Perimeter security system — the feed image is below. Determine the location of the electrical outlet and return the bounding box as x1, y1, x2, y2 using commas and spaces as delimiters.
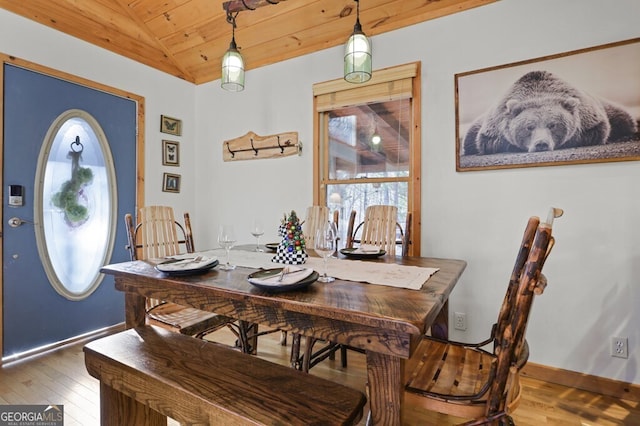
611, 337, 628, 359
454, 312, 467, 331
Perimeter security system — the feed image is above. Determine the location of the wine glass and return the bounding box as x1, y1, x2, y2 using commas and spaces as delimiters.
314, 221, 336, 283
217, 225, 236, 270
329, 220, 339, 258
250, 219, 265, 252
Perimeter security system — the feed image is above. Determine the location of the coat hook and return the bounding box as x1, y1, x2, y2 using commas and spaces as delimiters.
226, 142, 236, 158
223, 131, 300, 161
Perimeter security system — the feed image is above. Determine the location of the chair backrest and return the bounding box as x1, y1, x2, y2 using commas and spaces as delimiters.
488, 207, 562, 415
346, 205, 411, 256
492, 216, 540, 350
303, 206, 339, 249
124, 205, 194, 261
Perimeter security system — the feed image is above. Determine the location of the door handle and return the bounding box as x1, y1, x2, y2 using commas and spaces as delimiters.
8, 217, 32, 227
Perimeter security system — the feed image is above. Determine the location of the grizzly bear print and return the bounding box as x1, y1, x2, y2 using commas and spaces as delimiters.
463, 70, 638, 155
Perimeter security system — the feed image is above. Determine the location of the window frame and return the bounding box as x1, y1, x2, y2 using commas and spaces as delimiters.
312, 62, 422, 255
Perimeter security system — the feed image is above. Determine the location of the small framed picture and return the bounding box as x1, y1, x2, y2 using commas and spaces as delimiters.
162, 140, 180, 166
162, 173, 181, 193
160, 115, 182, 136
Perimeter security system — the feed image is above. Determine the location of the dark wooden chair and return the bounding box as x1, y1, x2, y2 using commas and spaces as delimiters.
124, 206, 240, 342
234, 207, 344, 356
403, 207, 563, 425
293, 205, 412, 372
289, 206, 341, 369
346, 205, 412, 256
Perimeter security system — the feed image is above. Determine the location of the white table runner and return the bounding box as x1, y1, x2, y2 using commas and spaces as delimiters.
200, 249, 439, 291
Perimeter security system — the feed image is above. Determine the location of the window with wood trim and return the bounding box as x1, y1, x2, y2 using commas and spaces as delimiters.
313, 62, 421, 255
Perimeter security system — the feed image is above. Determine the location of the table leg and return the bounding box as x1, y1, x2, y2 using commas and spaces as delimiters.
124, 293, 146, 328
100, 382, 164, 426
366, 351, 403, 426
430, 299, 449, 339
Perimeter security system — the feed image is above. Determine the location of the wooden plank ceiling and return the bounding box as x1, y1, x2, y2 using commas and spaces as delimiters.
0, 0, 497, 85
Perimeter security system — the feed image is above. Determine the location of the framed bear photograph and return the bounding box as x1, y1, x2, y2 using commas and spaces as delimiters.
455, 37, 640, 171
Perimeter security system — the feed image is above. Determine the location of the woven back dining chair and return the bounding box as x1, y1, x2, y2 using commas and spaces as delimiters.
346, 205, 412, 256
302, 205, 338, 250
124, 206, 239, 341
292, 205, 412, 372
288, 206, 341, 369
403, 207, 563, 425
218, 207, 342, 356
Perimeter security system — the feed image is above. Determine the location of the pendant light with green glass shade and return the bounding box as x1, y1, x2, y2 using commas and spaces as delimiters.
344, 0, 372, 84
221, 8, 245, 92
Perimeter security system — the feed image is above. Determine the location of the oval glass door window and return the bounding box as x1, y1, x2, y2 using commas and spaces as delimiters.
34, 110, 117, 300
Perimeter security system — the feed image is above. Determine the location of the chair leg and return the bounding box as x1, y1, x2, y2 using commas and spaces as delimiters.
291, 336, 353, 372
460, 411, 514, 426
237, 321, 258, 354
302, 336, 315, 373
340, 345, 348, 368
290, 333, 302, 369
247, 323, 259, 354
193, 322, 232, 339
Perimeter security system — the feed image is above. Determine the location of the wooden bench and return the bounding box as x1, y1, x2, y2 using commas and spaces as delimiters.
84, 326, 366, 425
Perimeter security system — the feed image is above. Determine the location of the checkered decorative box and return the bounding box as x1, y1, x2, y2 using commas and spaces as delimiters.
272, 244, 308, 265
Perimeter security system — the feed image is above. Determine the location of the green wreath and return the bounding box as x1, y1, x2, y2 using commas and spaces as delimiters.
52, 166, 94, 223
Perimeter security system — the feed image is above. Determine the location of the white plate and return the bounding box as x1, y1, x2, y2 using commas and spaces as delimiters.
247, 268, 318, 293
155, 255, 218, 274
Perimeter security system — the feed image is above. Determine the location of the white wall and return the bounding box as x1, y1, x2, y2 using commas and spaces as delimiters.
1, 0, 638, 384
0, 9, 198, 214
196, 0, 640, 384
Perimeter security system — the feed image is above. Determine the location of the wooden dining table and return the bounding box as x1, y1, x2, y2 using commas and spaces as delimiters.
101, 253, 466, 425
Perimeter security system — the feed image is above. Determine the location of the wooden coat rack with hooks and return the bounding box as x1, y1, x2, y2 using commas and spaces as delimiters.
223, 131, 301, 162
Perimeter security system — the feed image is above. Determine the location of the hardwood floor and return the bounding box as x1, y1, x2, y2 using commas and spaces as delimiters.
1, 327, 638, 425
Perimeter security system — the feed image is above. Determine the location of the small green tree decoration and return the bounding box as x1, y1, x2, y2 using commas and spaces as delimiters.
282, 210, 306, 253
272, 210, 308, 264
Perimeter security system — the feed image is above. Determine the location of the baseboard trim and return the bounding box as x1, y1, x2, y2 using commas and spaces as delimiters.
521, 362, 640, 403
1, 322, 125, 366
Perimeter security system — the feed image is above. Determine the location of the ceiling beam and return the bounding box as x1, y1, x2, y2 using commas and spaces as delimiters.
222, 0, 288, 13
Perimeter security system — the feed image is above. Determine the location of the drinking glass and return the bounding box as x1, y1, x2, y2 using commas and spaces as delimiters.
250, 219, 265, 252
217, 225, 236, 270
329, 220, 339, 258
314, 221, 336, 283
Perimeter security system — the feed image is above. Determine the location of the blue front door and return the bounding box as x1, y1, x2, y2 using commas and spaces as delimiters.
2, 63, 137, 357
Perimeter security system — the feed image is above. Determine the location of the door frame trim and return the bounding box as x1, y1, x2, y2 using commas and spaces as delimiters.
0, 53, 145, 362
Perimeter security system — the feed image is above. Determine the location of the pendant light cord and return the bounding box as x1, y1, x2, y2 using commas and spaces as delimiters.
353, 0, 362, 32
226, 5, 240, 41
